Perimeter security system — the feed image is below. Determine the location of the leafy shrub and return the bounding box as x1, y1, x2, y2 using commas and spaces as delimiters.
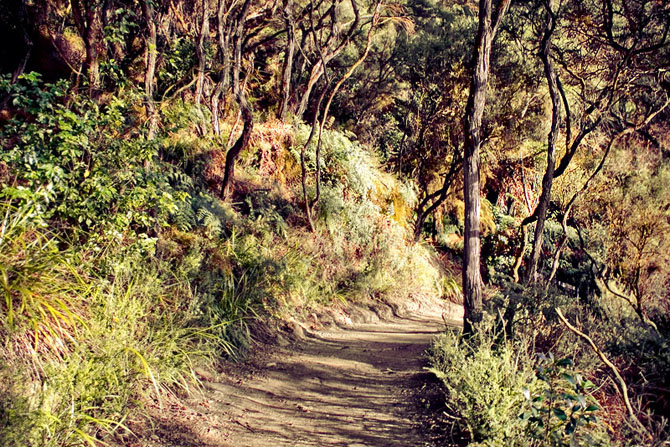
429, 321, 540, 446
0, 73, 182, 234
429, 318, 609, 447
522, 354, 608, 447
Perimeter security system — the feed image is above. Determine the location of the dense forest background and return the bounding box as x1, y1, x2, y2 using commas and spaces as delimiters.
0, 0, 669, 445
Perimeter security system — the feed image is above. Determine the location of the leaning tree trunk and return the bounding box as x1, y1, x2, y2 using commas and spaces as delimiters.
295, 61, 325, 118
221, 0, 253, 199
524, 0, 561, 285
462, 0, 510, 334
413, 156, 461, 242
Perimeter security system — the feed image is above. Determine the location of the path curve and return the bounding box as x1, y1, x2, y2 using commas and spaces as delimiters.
131, 302, 463, 447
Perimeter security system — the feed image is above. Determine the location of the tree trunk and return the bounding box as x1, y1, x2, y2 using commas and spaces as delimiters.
212, 0, 233, 135
71, 0, 105, 97
462, 0, 510, 334
309, 2, 379, 213
279, 0, 296, 121
141, 0, 158, 138
195, 0, 210, 106
221, 101, 253, 199
11, 3, 32, 85
524, 0, 561, 285
413, 156, 461, 242
221, 0, 253, 199
296, 62, 325, 118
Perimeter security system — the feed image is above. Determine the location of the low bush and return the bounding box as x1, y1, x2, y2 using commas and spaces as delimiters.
428, 317, 609, 446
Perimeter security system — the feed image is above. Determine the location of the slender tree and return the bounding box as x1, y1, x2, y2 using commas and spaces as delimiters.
221, 0, 254, 199
524, 0, 560, 285
462, 0, 510, 334
140, 0, 158, 138
195, 0, 210, 106
70, 0, 105, 97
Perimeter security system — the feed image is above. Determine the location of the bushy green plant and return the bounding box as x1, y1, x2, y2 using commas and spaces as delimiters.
429, 318, 609, 447
0, 263, 215, 447
522, 353, 608, 447
429, 321, 540, 446
0, 201, 85, 360
0, 73, 183, 235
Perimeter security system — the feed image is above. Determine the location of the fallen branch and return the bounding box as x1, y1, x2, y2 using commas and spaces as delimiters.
555, 307, 649, 437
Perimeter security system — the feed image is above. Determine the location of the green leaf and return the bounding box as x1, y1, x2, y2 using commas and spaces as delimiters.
562, 373, 575, 386
556, 357, 573, 367
583, 380, 596, 390
553, 408, 568, 421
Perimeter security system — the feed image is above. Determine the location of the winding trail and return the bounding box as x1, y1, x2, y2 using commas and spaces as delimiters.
134, 302, 462, 447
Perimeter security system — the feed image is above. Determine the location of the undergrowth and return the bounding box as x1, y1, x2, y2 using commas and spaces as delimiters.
429, 281, 670, 447
429, 316, 610, 447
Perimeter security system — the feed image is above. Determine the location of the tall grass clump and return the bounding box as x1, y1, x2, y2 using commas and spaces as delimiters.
0, 201, 247, 446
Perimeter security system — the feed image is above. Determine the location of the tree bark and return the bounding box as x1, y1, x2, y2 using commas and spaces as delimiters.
141, 0, 158, 138
221, 0, 253, 199
545, 138, 612, 287
278, 0, 296, 121
413, 155, 462, 242
295, 0, 360, 119
524, 0, 561, 285
212, 0, 233, 135
71, 0, 105, 97
310, 1, 377, 213
195, 0, 210, 106
462, 0, 510, 334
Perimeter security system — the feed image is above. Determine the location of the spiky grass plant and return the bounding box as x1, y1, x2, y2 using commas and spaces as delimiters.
0, 201, 86, 363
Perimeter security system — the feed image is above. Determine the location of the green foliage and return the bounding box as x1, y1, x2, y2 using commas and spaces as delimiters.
0, 74, 184, 235
0, 200, 85, 359
522, 354, 607, 447
429, 320, 540, 446
0, 242, 219, 446
157, 38, 198, 97
429, 318, 609, 447
288, 125, 441, 303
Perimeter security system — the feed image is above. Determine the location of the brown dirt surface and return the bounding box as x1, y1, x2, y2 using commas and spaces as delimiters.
119, 298, 463, 447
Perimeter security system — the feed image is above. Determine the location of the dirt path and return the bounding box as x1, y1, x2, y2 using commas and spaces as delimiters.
132, 301, 462, 447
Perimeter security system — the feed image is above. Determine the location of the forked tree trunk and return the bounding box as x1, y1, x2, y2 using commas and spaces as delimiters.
221, 0, 253, 199
524, 0, 561, 285
413, 156, 461, 242
462, 0, 510, 334
309, 1, 379, 212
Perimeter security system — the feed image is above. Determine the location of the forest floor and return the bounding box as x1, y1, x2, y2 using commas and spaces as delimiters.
119, 296, 462, 447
